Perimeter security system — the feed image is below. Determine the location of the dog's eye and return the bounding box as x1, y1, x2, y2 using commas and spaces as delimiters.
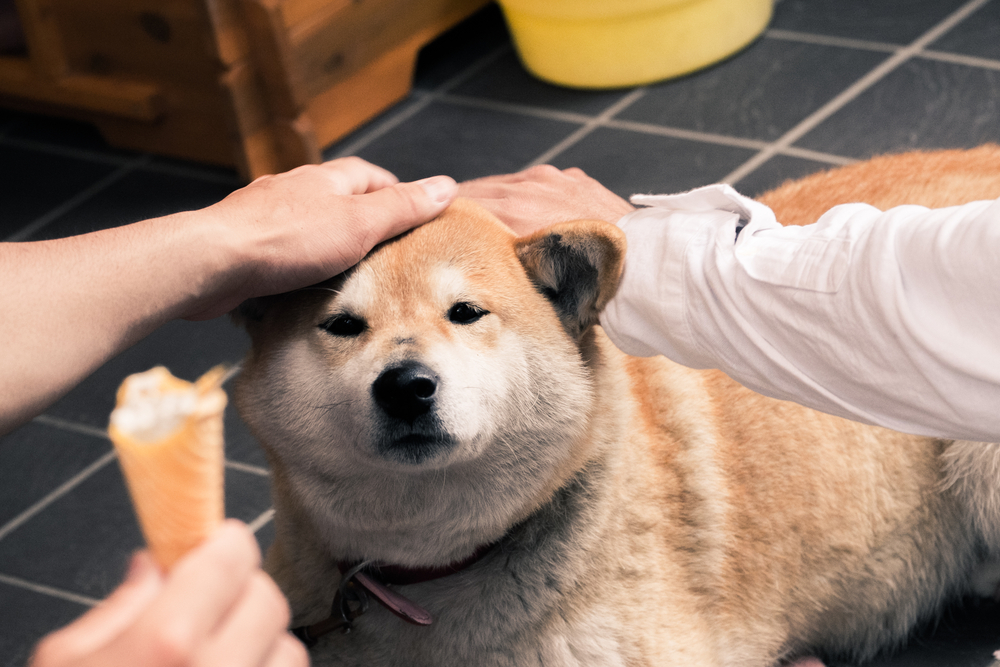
319, 314, 367, 337
448, 302, 488, 325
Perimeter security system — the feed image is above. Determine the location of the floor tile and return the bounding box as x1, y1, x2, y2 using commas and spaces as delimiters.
617, 38, 888, 143
734, 154, 839, 198
770, 0, 970, 44
794, 59, 1000, 159
451, 51, 631, 116
0, 582, 89, 667
27, 167, 237, 240
225, 410, 271, 468
45, 318, 250, 430
0, 144, 116, 239
0, 422, 111, 529
929, 0, 1000, 61
323, 96, 429, 161
413, 3, 511, 91
549, 127, 757, 198
862, 598, 1000, 667
0, 463, 271, 599
352, 100, 580, 181
4, 112, 134, 157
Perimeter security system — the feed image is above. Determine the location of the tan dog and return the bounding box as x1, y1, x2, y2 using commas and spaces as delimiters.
234, 146, 1000, 666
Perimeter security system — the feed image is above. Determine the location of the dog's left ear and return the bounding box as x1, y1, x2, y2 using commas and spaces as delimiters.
515, 220, 627, 339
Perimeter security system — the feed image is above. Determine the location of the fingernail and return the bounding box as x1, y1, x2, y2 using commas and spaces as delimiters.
416, 176, 457, 205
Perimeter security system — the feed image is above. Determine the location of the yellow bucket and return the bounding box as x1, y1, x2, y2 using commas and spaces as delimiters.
497, 0, 773, 89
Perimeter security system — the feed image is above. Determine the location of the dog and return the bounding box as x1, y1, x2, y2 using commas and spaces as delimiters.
234, 146, 1000, 666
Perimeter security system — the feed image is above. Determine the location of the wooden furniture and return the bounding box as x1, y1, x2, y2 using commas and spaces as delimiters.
0, 0, 489, 178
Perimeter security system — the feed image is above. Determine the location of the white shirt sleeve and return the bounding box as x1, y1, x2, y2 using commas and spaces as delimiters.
599, 184, 1000, 442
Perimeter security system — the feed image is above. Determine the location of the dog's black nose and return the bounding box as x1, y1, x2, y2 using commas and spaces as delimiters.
372, 362, 439, 422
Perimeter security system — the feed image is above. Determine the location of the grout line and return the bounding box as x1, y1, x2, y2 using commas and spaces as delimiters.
225, 460, 271, 477
330, 95, 437, 159
0, 135, 242, 186
247, 507, 275, 533
0, 450, 117, 543
919, 49, 1000, 71
603, 118, 771, 151
5, 154, 151, 242
330, 44, 512, 159
720, 0, 993, 186
33, 413, 270, 477
0, 573, 100, 607
525, 87, 649, 168
433, 43, 513, 94
0, 136, 136, 168
435, 92, 589, 124
765, 29, 901, 53
32, 414, 111, 441
777, 146, 859, 166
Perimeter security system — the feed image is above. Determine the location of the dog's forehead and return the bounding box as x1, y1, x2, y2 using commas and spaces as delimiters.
353, 199, 520, 293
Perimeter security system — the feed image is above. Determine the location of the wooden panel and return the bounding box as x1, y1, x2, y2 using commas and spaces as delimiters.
222, 60, 320, 177
290, 0, 489, 99
240, 0, 306, 118
50, 0, 224, 89
204, 0, 250, 66
0, 55, 163, 120
96, 101, 236, 167
13, 0, 64, 76
278, 0, 350, 32
308, 35, 417, 150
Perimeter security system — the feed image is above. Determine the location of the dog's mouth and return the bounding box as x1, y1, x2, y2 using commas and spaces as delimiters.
374, 426, 457, 466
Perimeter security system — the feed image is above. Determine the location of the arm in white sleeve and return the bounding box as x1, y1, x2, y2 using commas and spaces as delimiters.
599, 184, 1000, 442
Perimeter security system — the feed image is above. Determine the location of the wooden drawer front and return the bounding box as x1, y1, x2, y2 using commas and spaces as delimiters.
50, 0, 223, 88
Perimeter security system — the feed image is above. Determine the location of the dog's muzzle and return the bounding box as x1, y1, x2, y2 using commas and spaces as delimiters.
372, 361, 439, 422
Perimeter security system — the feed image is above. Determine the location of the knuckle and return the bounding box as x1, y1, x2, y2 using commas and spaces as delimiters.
563, 166, 589, 179
148, 622, 197, 667
524, 164, 561, 179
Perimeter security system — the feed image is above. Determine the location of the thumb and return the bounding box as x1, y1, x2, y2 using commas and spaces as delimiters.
358, 175, 458, 242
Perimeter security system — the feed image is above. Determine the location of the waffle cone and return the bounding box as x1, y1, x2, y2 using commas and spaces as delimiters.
108, 366, 227, 570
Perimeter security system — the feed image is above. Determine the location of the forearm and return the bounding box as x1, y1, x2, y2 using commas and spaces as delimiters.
0, 160, 457, 435
601, 187, 1000, 441
0, 210, 235, 433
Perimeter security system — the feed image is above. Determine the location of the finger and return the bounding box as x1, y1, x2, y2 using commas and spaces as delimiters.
353, 175, 458, 244
319, 157, 399, 194
30, 552, 164, 665
193, 572, 291, 667
121, 521, 260, 665
262, 634, 310, 667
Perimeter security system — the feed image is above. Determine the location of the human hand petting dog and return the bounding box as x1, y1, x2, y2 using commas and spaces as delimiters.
459, 165, 634, 236
30, 522, 307, 667
1, 157, 456, 435
186, 157, 458, 320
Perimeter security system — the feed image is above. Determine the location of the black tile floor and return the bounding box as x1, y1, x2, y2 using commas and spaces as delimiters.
2, 1, 999, 665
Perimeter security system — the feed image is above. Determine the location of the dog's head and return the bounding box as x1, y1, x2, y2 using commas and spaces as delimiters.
234, 199, 625, 563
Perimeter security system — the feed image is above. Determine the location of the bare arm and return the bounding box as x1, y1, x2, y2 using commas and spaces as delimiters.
1, 158, 457, 434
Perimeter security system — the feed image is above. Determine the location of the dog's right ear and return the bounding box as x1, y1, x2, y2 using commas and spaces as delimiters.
514, 220, 626, 340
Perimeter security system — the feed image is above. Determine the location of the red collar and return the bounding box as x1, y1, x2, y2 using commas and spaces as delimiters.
336, 541, 496, 586
292, 543, 496, 646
